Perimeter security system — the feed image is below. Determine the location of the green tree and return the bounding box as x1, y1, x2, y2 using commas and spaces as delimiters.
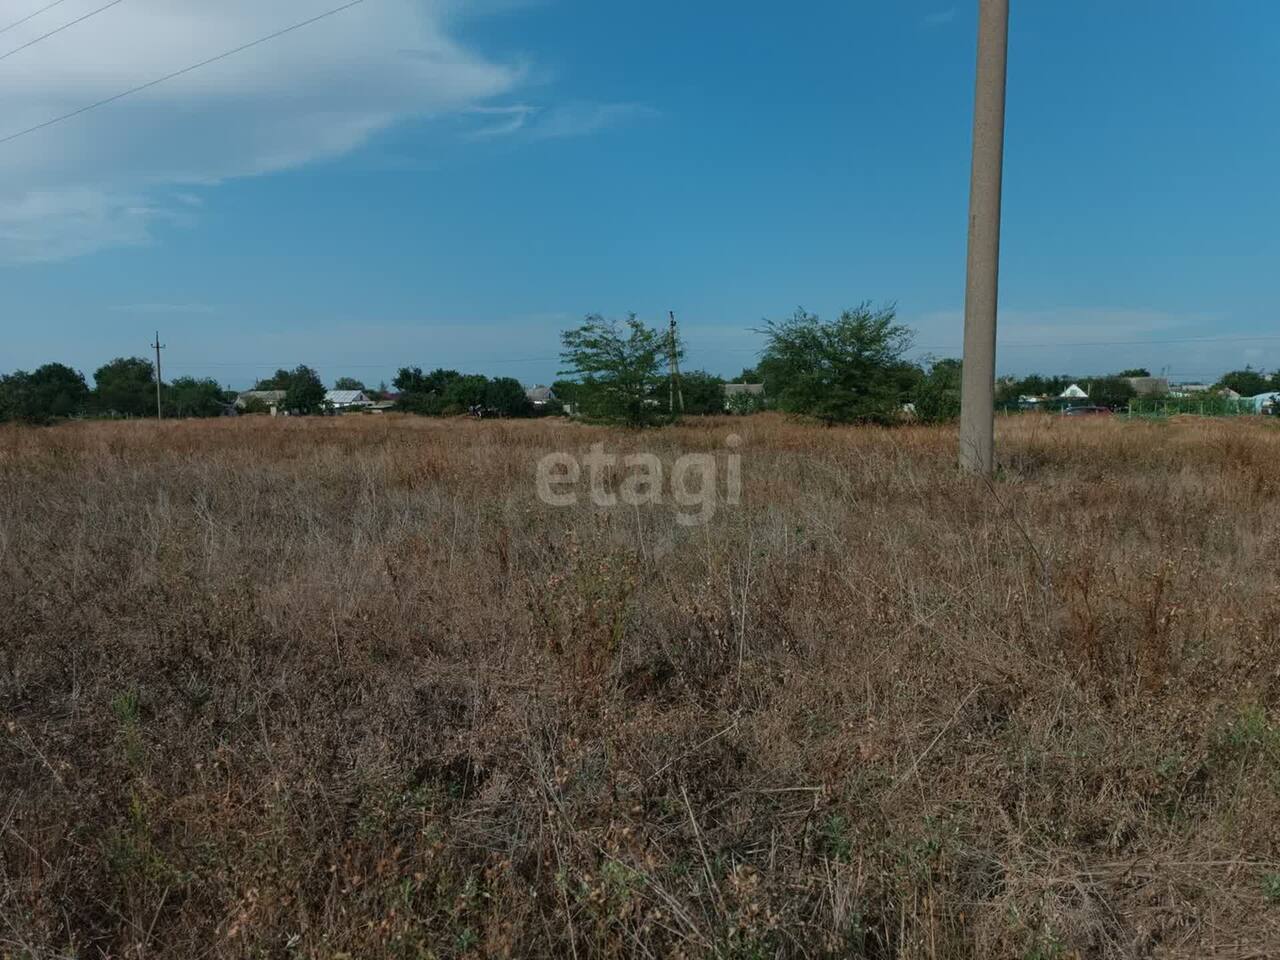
0, 364, 91, 422
32, 363, 91, 418
283, 365, 326, 414
444, 374, 490, 413
392, 367, 426, 393
254, 365, 327, 413
1117, 368, 1151, 378
913, 357, 962, 423
238, 396, 272, 415
551, 379, 582, 409
254, 369, 293, 390
166, 377, 228, 417
333, 376, 366, 391
0, 372, 30, 421
680, 370, 727, 415
756, 304, 914, 425
393, 367, 461, 395
393, 367, 463, 415
995, 374, 1078, 409
93, 357, 156, 417
559, 314, 670, 427
1217, 368, 1272, 397
1085, 376, 1136, 409
725, 389, 765, 415
484, 377, 534, 417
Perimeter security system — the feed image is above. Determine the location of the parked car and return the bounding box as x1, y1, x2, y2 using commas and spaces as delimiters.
1062, 405, 1113, 417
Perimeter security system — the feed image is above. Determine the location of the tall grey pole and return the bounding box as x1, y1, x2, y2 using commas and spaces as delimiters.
959, 0, 1009, 475
152, 331, 165, 421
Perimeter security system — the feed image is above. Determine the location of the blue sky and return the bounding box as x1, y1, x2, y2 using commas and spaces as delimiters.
1, 0, 1277, 389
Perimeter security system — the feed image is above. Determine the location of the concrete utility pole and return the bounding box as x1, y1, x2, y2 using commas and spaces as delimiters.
959, 0, 1009, 475
151, 331, 165, 421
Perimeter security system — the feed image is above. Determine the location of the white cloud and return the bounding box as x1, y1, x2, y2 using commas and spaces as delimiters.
0, 0, 645, 262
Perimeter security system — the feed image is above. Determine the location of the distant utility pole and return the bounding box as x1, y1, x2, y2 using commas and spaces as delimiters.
151, 331, 165, 421
668, 311, 685, 415
959, 0, 1009, 476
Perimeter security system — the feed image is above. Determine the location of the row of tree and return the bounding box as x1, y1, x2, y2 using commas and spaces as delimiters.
391, 368, 533, 418
7, 313, 1275, 426
0, 360, 386, 422
556, 306, 964, 426
998, 367, 1280, 409
0, 358, 229, 423
1206, 367, 1280, 397
551, 309, 1280, 426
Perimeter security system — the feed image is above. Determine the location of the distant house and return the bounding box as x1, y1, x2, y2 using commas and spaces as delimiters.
235, 390, 287, 415
723, 382, 765, 412
324, 390, 373, 411
1059, 383, 1088, 399
1124, 376, 1169, 397
1248, 392, 1280, 413
525, 385, 557, 409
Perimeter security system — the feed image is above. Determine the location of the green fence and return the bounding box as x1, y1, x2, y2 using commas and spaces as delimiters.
1126, 396, 1259, 418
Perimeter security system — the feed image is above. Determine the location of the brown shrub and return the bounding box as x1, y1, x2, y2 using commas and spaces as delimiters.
3, 413, 1280, 957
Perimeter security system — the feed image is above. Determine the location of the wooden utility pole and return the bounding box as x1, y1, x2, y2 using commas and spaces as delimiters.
151, 331, 165, 421
958, 0, 1009, 475
668, 311, 685, 414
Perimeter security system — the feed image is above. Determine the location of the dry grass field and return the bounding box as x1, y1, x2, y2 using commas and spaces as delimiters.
4, 412, 1280, 958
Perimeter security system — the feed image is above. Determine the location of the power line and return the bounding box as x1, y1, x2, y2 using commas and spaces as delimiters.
169, 331, 1280, 370
0, 0, 72, 37
101, 329, 1280, 380
995, 333, 1280, 349
0, 0, 365, 147
182, 355, 562, 369
905, 334, 1280, 354
0, 0, 127, 64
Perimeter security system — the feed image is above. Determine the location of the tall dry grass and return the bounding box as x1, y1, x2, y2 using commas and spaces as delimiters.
3, 412, 1280, 958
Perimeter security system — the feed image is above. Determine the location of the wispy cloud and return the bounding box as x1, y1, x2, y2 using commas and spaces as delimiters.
922, 9, 957, 27
465, 104, 539, 139
466, 101, 659, 141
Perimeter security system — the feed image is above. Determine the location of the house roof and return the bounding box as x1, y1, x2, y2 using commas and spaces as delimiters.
1124, 376, 1169, 396
236, 390, 286, 406
525, 385, 556, 403
723, 383, 765, 396
1247, 391, 1280, 411
324, 390, 370, 405
1059, 384, 1088, 398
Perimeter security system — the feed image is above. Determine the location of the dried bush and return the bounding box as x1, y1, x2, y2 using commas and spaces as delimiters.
3, 413, 1280, 958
